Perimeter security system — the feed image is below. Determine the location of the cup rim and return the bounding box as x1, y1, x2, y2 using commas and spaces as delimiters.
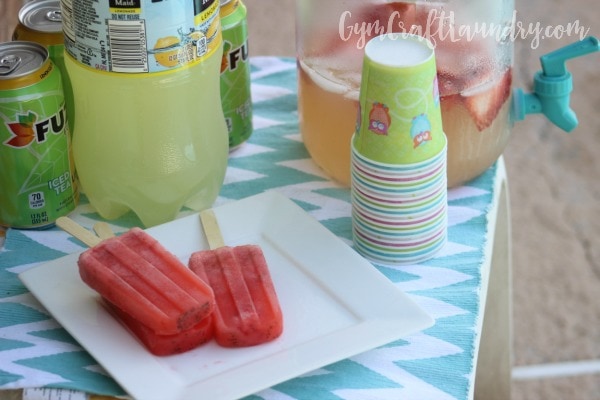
351, 181, 447, 205
353, 236, 446, 265
354, 231, 446, 258
351, 133, 447, 171
352, 201, 446, 227
352, 186, 446, 213
352, 158, 446, 183
352, 207, 447, 234
351, 165, 446, 192
352, 145, 447, 174
352, 201, 447, 227
353, 224, 446, 250
351, 170, 447, 198
351, 189, 446, 218
353, 213, 447, 240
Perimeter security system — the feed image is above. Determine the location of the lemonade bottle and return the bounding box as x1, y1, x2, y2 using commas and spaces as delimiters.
60, 0, 228, 227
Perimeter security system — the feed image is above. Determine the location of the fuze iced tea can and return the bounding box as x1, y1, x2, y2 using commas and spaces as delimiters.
13, 1, 63, 49
13, 0, 75, 135
220, 0, 253, 150
0, 42, 78, 229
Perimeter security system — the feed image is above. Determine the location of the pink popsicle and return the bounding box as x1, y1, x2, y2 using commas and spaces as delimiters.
102, 298, 214, 356
189, 245, 283, 347
78, 227, 215, 335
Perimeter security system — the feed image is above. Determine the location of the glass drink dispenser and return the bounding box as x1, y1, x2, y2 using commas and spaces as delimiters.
296, 0, 599, 187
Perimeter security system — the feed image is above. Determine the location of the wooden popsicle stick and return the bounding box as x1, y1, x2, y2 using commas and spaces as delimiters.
56, 216, 103, 247
93, 222, 115, 241
199, 209, 225, 250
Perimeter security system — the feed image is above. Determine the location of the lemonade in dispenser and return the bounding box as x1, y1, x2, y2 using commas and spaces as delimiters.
296, 0, 598, 188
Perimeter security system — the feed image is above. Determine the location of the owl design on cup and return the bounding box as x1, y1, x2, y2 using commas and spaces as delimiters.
368, 102, 391, 135
411, 114, 432, 148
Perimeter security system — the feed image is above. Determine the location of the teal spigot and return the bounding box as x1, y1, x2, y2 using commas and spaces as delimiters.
512, 36, 599, 132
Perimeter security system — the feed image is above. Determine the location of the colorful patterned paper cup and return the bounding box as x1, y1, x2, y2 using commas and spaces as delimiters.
351, 188, 447, 218
353, 34, 446, 165
351, 168, 447, 199
353, 234, 447, 265
351, 134, 447, 176
351, 184, 448, 265
352, 185, 446, 212
352, 183, 447, 210
353, 224, 446, 251
352, 159, 446, 185
352, 205, 447, 239
352, 207, 447, 234
353, 224, 447, 258
352, 199, 446, 231
352, 199, 447, 229
352, 212, 447, 240
351, 165, 446, 191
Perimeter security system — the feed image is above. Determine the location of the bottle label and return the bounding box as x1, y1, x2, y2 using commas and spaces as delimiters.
60, 0, 221, 74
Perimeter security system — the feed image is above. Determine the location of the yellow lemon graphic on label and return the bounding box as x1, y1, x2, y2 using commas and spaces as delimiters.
153, 36, 181, 68
205, 19, 219, 42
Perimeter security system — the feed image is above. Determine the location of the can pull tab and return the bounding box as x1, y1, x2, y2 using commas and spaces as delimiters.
512, 36, 600, 132
46, 10, 62, 23
0, 55, 22, 76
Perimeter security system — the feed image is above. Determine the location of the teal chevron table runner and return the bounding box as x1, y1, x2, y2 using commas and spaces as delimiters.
0, 57, 506, 400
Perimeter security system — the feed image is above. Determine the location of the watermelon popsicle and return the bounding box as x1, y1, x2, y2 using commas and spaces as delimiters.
102, 298, 214, 356
56, 217, 216, 355
78, 227, 215, 335
55, 216, 216, 336
189, 209, 283, 347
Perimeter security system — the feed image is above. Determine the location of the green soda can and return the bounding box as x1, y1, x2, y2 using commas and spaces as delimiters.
0, 41, 78, 229
220, 0, 253, 150
13, 0, 74, 136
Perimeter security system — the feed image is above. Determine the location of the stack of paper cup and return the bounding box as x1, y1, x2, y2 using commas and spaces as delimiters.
351, 33, 448, 265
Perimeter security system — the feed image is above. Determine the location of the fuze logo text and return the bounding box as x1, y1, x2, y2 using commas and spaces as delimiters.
222, 40, 248, 72
3, 107, 67, 148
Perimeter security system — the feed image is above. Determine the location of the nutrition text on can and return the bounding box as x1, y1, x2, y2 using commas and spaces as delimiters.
220, 0, 253, 150
0, 41, 78, 229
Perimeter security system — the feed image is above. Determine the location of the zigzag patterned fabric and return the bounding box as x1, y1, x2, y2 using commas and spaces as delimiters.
0, 57, 501, 399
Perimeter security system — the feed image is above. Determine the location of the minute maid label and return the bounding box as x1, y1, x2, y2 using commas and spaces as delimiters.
60, 0, 221, 73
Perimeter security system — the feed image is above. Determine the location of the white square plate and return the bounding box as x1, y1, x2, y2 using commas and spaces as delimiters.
20, 191, 433, 400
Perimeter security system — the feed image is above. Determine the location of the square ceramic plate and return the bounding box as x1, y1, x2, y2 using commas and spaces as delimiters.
20, 191, 434, 400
